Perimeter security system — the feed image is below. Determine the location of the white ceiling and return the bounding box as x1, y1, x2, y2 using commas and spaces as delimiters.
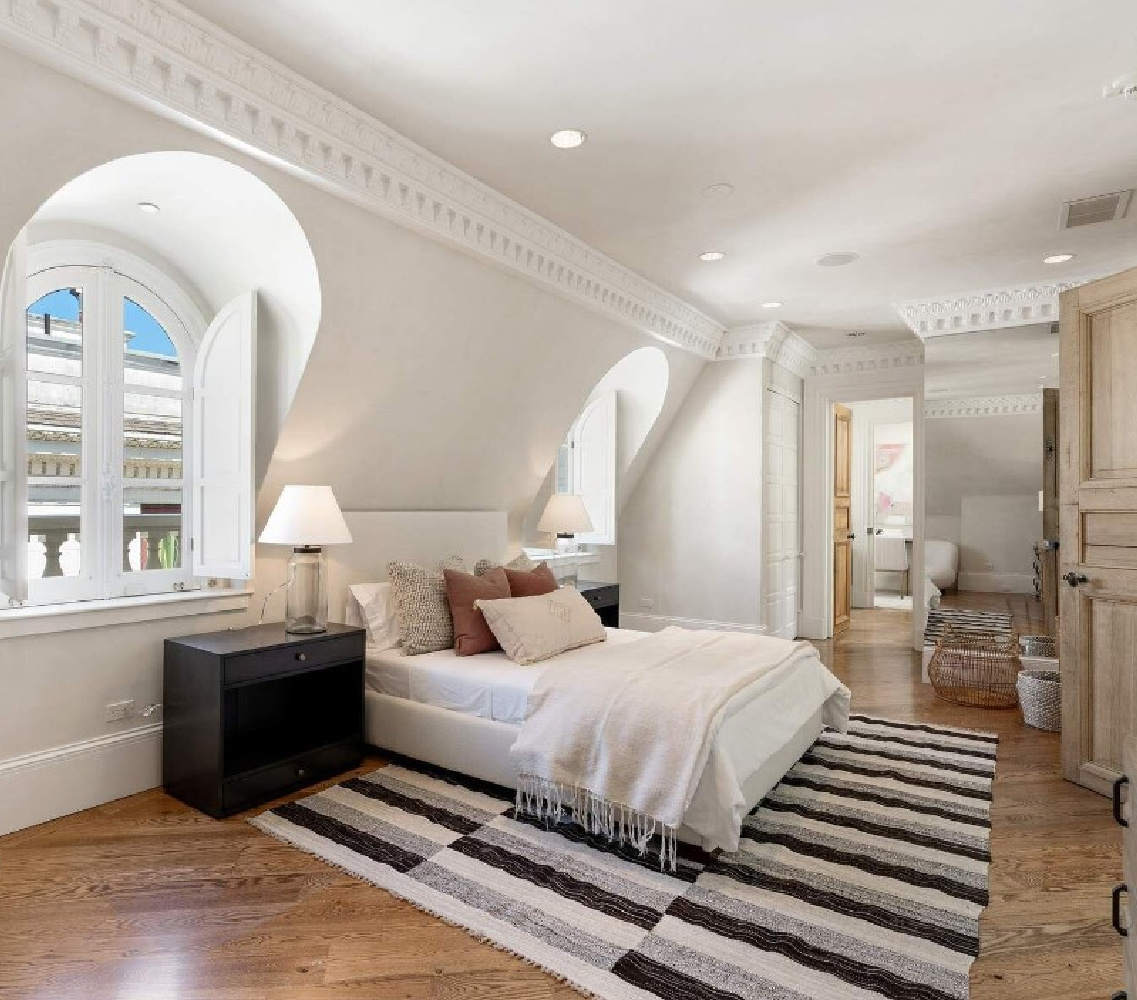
180, 0, 1137, 346
924, 324, 1060, 399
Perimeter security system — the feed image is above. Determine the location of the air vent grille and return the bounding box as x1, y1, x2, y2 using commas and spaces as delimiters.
1061, 190, 1133, 228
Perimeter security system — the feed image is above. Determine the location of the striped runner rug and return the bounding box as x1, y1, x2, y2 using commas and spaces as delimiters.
924, 607, 1014, 646
252, 715, 996, 1000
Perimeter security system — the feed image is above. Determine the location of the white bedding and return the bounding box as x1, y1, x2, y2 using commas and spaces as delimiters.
365, 628, 848, 853
365, 628, 647, 724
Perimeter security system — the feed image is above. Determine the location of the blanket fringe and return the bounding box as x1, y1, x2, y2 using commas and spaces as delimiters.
515, 775, 677, 872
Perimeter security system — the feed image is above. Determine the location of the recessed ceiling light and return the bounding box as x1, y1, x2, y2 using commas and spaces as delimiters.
761, 301, 783, 309
817, 252, 859, 267
549, 129, 586, 149
137, 201, 160, 214
702, 182, 734, 198
699, 251, 726, 261
1043, 253, 1075, 264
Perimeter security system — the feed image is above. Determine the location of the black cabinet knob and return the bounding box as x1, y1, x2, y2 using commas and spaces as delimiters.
1063, 571, 1089, 587
297, 767, 307, 778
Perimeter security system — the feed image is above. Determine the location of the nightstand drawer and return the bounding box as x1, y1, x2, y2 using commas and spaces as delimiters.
581, 585, 618, 609
224, 633, 364, 686
222, 740, 361, 814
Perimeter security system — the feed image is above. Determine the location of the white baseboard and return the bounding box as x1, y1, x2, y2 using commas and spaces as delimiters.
0, 723, 162, 836
956, 571, 1035, 595
619, 612, 767, 635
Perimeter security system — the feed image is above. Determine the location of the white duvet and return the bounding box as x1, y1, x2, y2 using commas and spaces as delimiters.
365, 627, 850, 852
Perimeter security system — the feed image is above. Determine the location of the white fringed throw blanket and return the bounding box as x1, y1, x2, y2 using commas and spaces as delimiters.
510, 627, 835, 869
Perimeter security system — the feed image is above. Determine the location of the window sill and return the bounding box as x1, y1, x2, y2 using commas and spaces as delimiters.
0, 588, 253, 640
523, 549, 603, 566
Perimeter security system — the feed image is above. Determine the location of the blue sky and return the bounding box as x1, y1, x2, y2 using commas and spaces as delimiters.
28, 289, 177, 358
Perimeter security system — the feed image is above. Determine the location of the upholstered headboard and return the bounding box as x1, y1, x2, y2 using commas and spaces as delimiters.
324, 510, 509, 620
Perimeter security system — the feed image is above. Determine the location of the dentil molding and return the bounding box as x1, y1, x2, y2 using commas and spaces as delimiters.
714, 321, 818, 378
924, 393, 1043, 419
0, 0, 725, 358
895, 283, 1075, 340
807, 339, 924, 378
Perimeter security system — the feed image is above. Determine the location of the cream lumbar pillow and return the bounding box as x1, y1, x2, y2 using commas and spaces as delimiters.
388, 557, 467, 655
475, 587, 607, 666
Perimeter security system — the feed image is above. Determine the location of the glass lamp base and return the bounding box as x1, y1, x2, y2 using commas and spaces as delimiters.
285, 547, 328, 634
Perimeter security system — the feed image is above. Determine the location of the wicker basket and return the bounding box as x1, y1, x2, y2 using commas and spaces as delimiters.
1017, 669, 1061, 731
1020, 634, 1057, 659
928, 626, 1021, 708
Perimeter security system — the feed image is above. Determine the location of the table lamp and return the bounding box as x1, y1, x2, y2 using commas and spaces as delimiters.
259, 485, 352, 633
537, 493, 593, 586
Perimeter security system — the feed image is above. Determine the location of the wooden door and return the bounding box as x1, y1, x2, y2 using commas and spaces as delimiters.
1060, 267, 1137, 795
833, 404, 853, 636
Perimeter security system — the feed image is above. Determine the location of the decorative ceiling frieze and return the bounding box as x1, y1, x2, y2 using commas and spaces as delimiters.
924, 393, 1043, 419
0, 0, 726, 358
806, 339, 924, 378
714, 321, 818, 379
894, 283, 1075, 340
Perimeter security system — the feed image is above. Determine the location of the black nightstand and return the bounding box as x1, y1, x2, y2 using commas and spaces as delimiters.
162, 623, 366, 817
577, 580, 619, 628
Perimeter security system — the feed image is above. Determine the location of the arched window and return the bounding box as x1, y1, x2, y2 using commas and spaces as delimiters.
20, 247, 201, 603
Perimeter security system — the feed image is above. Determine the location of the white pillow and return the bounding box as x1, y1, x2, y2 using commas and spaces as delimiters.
346, 582, 398, 649
475, 587, 606, 665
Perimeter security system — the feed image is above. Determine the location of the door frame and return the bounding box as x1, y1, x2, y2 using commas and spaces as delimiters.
801, 366, 925, 650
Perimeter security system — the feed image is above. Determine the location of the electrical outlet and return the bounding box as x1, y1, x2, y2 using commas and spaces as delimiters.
105, 700, 134, 723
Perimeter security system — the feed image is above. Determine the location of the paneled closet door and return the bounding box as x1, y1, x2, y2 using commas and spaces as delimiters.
763, 388, 800, 639
1059, 267, 1137, 796
832, 404, 853, 636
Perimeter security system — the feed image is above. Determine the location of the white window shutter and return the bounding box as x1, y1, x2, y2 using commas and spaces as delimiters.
572, 390, 617, 545
0, 231, 27, 605
192, 291, 257, 580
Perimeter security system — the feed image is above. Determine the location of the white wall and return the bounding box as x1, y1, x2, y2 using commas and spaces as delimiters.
620, 359, 771, 632
0, 48, 708, 832
925, 412, 1041, 593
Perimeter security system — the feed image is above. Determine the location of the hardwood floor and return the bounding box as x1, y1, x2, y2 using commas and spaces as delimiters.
0, 608, 1123, 999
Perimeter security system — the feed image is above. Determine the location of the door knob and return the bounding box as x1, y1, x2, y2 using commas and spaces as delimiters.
1063, 571, 1088, 587
847, 533, 855, 540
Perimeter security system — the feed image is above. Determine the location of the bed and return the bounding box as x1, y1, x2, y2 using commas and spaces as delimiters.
330, 511, 848, 855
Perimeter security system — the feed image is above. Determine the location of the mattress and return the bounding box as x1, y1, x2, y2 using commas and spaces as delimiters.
365, 627, 646, 725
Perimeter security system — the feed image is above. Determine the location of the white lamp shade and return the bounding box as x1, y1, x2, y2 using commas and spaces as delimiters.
259, 485, 352, 546
538, 492, 594, 535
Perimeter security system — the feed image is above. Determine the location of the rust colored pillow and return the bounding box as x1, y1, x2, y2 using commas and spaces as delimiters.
444, 566, 510, 655
504, 562, 558, 597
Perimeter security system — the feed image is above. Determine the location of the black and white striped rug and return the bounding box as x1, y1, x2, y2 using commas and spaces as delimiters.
924, 607, 1014, 646
252, 715, 996, 1000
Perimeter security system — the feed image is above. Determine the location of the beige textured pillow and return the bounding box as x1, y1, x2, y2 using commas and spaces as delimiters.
475, 552, 535, 576
388, 557, 467, 655
475, 587, 606, 665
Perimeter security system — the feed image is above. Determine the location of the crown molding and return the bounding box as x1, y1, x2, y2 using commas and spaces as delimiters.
924, 393, 1043, 419
807, 339, 924, 377
715, 322, 819, 379
0, 0, 725, 359
895, 283, 1075, 340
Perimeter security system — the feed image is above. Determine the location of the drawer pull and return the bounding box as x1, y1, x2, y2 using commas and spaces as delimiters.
297, 767, 307, 778
1112, 883, 1128, 937
296, 652, 307, 662
1114, 775, 1130, 828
